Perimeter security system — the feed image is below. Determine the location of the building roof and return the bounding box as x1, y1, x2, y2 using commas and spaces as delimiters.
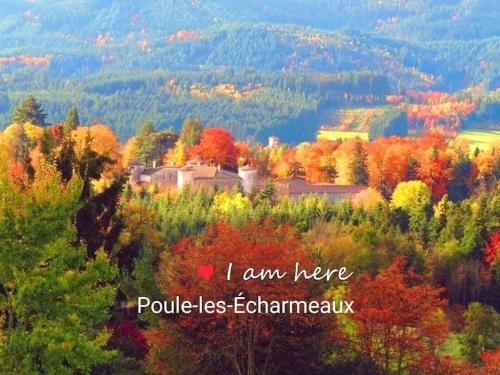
141, 166, 178, 176
214, 170, 241, 180
239, 165, 257, 171
276, 179, 366, 195
191, 165, 216, 178
128, 160, 144, 167
140, 167, 165, 176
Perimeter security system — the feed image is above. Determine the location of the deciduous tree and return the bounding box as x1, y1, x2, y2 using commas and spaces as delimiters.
146, 222, 329, 374
0, 162, 117, 374
347, 257, 452, 375
188, 128, 238, 168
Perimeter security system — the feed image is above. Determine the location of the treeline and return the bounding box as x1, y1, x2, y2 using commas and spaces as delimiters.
0, 69, 389, 141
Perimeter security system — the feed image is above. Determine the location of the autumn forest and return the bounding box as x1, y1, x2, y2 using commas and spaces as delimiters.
0, 1, 499, 375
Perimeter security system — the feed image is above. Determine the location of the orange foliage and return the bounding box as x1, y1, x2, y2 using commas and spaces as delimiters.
8, 162, 29, 189
366, 136, 413, 197
167, 30, 198, 43
188, 128, 239, 168
235, 140, 252, 167
146, 222, 329, 373
294, 140, 340, 182
405, 91, 476, 134
348, 257, 454, 374
0, 54, 51, 67
72, 124, 122, 174
122, 137, 137, 168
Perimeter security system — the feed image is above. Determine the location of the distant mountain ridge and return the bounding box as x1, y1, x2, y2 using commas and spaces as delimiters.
1, 0, 499, 43
0, 0, 498, 141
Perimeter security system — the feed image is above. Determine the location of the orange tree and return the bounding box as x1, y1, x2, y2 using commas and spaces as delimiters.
345, 257, 456, 375
145, 221, 333, 374
188, 128, 239, 168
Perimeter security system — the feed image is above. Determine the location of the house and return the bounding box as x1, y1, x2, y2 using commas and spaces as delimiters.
129, 161, 367, 201
273, 179, 366, 202
129, 161, 242, 192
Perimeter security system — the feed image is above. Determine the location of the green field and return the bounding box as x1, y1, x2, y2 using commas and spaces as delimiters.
457, 130, 500, 151
317, 130, 369, 141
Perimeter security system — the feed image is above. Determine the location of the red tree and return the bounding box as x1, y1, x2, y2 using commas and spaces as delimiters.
417, 147, 453, 202
145, 222, 331, 374
484, 231, 500, 267
188, 128, 239, 168
347, 257, 455, 374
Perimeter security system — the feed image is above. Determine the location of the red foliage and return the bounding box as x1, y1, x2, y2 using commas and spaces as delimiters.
188, 128, 239, 168
347, 257, 454, 374
416, 147, 453, 202
405, 91, 476, 134
108, 319, 149, 357
480, 348, 500, 374
146, 222, 330, 373
49, 124, 64, 144
484, 231, 500, 267
8, 162, 29, 189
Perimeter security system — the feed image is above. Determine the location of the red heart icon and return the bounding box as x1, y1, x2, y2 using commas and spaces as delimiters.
197, 264, 214, 280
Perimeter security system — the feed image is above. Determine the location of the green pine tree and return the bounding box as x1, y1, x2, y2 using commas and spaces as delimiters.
63, 107, 80, 135
349, 141, 369, 185
286, 160, 305, 180
12, 95, 47, 126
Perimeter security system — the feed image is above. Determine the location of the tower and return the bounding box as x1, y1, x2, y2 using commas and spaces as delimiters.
268, 136, 279, 148
177, 166, 195, 190
238, 165, 258, 193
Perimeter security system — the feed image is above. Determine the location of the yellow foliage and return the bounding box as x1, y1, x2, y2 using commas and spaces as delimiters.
122, 137, 137, 168
112, 204, 163, 260
3, 122, 44, 144
72, 124, 122, 175
352, 187, 384, 208
164, 140, 186, 166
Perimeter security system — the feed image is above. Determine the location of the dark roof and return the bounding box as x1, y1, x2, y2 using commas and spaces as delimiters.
214, 170, 241, 180
140, 167, 165, 176
128, 160, 144, 167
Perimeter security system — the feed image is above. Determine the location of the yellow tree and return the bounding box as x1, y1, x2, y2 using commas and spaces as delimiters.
72, 124, 122, 175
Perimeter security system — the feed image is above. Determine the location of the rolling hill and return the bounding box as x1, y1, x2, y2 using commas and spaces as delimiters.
0, 0, 498, 142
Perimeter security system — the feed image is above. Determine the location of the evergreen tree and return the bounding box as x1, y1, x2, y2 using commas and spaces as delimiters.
448, 153, 475, 202
179, 116, 202, 147
56, 132, 77, 182
323, 164, 338, 183
12, 95, 47, 126
40, 128, 55, 162
135, 121, 178, 166
10, 122, 30, 164
460, 302, 500, 363
286, 160, 305, 180
135, 120, 156, 165
63, 107, 80, 135
349, 141, 369, 185
258, 180, 277, 204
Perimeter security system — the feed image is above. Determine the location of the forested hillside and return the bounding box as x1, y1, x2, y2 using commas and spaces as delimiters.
0, 0, 498, 141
